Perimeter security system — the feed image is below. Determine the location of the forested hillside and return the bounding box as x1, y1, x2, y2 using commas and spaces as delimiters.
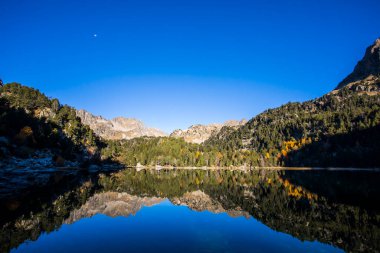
0, 83, 102, 163
205, 79, 380, 167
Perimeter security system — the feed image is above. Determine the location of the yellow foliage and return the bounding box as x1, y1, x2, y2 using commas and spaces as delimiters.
280, 179, 318, 201
281, 137, 314, 158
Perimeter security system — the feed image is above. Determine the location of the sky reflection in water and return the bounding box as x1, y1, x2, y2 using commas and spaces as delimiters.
12, 199, 342, 253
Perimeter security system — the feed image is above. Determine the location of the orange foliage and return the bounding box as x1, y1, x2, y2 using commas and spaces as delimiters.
278, 138, 313, 161
15, 126, 36, 144
20, 126, 33, 136
280, 179, 318, 201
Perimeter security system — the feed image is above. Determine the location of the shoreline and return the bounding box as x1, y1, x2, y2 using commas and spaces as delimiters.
128, 165, 380, 172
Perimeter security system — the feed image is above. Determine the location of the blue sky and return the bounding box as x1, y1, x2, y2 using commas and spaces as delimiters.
1, 0, 379, 132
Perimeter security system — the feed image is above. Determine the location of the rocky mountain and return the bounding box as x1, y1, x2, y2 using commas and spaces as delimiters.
336, 38, 380, 89
76, 109, 167, 140
170, 119, 247, 144
77, 109, 246, 143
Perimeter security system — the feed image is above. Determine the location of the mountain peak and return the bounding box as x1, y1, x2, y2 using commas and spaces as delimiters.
336, 38, 380, 89
371, 38, 380, 53
170, 119, 246, 144
76, 109, 167, 140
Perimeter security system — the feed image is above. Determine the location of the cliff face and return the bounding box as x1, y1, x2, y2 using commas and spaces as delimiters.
336, 38, 380, 89
76, 109, 167, 140
170, 119, 247, 144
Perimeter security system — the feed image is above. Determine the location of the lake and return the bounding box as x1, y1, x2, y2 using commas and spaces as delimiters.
1, 168, 379, 253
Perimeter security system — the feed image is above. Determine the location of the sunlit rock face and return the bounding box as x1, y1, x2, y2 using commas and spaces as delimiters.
336, 38, 380, 89
331, 74, 380, 96
65, 192, 164, 223
170, 119, 247, 144
76, 109, 167, 140
171, 190, 250, 218
77, 109, 246, 143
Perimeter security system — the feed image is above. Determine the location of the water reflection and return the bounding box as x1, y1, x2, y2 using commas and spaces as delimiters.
1, 169, 379, 253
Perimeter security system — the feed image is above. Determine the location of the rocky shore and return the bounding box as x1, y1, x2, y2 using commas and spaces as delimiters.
0, 150, 122, 203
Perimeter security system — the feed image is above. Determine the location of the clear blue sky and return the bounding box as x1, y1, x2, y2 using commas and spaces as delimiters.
1, 0, 379, 133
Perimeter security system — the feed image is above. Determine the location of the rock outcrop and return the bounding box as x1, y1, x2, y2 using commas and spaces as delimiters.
76, 109, 167, 140
170, 119, 247, 144
330, 74, 380, 96
336, 38, 380, 89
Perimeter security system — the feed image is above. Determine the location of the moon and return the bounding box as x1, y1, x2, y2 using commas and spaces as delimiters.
93, 34, 98, 38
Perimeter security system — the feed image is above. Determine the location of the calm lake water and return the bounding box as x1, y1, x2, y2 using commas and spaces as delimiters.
1, 168, 379, 253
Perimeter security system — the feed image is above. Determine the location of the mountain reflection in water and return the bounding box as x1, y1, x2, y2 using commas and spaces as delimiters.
1, 168, 379, 253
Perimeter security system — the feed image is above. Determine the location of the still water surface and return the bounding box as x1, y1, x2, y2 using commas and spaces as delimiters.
2, 168, 379, 253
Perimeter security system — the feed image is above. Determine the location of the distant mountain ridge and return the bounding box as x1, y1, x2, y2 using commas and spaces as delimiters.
77, 109, 246, 143
170, 119, 247, 144
76, 109, 167, 140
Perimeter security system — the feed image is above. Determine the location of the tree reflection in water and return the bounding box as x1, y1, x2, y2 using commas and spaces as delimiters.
1, 168, 379, 253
